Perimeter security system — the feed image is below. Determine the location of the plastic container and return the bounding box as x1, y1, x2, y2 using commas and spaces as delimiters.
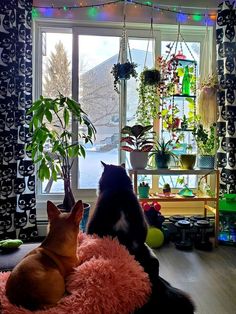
218, 194, 236, 245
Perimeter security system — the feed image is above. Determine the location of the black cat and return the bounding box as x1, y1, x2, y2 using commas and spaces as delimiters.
87, 162, 148, 256
87, 162, 195, 314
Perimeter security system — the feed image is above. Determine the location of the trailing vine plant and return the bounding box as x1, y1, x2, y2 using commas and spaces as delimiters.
136, 68, 160, 126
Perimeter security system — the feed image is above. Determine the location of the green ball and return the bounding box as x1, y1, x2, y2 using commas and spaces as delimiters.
146, 227, 164, 248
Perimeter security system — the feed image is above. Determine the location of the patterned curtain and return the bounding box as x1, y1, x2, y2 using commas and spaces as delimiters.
216, 1, 236, 195
0, 0, 38, 240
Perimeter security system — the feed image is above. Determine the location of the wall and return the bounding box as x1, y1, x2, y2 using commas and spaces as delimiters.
32, 0, 220, 26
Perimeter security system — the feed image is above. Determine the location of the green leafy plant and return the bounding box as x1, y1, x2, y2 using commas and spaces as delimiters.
192, 123, 218, 156
111, 61, 138, 93
120, 124, 154, 152
27, 93, 96, 212
150, 139, 178, 159
136, 68, 160, 125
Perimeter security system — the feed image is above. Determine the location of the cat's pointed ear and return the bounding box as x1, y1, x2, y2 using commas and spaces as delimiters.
121, 163, 126, 169
101, 161, 107, 168
47, 201, 61, 221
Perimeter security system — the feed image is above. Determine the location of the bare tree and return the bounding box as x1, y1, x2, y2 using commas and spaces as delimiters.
43, 41, 71, 97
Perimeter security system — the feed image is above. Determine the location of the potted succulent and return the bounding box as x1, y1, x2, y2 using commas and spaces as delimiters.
150, 139, 178, 169
111, 61, 138, 93
163, 183, 171, 196
193, 123, 218, 169
27, 93, 96, 216
120, 124, 154, 169
138, 181, 150, 198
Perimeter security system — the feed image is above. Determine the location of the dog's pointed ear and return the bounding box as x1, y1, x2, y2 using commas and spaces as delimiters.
70, 200, 84, 226
101, 161, 107, 168
120, 163, 126, 169
47, 201, 61, 221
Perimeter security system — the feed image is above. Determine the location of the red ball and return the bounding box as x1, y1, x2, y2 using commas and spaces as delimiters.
142, 202, 151, 211
153, 202, 161, 211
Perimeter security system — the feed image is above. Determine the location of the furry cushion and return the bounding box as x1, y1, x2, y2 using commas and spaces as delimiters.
0, 233, 151, 314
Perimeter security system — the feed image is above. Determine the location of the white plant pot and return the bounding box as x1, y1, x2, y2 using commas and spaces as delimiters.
130, 151, 149, 169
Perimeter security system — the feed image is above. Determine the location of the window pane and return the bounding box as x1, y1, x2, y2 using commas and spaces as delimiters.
41, 32, 72, 194
127, 38, 155, 126
78, 35, 120, 188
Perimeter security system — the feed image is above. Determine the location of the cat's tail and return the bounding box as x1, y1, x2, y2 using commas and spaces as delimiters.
135, 276, 195, 314
155, 276, 195, 314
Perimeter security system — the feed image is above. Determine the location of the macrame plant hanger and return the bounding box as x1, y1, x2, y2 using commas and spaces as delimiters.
117, 14, 134, 72
144, 11, 155, 70
197, 22, 217, 129
162, 23, 197, 136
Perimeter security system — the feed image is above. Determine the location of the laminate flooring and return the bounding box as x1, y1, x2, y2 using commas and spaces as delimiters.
155, 243, 236, 314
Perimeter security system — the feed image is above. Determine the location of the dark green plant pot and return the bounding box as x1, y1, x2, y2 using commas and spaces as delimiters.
155, 154, 171, 169
143, 69, 161, 85
138, 186, 150, 198
180, 154, 196, 170
198, 156, 215, 169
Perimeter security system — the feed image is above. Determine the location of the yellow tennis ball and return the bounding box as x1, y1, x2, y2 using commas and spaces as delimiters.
146, 227, 164, 248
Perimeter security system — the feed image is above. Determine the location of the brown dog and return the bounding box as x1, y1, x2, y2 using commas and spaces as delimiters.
5, 200, 83, 311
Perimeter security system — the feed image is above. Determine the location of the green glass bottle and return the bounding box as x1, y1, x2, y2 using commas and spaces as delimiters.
181, 66, 191, 96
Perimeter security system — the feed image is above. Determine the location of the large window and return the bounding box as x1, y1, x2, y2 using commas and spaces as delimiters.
33, 22, 209, 212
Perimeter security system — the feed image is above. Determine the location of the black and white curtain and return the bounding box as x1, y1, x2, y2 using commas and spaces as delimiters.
216, 1, 236, 195
0, 0, 38, 240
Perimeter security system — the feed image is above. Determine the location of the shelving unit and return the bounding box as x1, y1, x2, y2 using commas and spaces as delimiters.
160, 58, 197, 138
128, 168, 220, 247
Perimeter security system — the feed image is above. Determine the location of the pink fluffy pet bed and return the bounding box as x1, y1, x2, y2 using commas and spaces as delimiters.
0, 233, 151, 314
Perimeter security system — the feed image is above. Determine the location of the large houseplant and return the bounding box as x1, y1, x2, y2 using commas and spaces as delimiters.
192, 123, 218, 169
120, 124, 154, 169
27, 93, 96, 212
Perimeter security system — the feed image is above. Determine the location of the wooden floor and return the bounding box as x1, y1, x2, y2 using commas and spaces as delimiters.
155, 242, 236, 314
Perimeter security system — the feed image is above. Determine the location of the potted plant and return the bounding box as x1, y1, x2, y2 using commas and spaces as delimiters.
179, 144, 196, 170
27, 93, 96, 216
138, 181, 150, 198
136, 69, 160, 125
120, 124, 154, 169
163, 183, 171, 196
142, 67, 161, 86
150, 139, 178, 169
193, 123, 218, 169
111, 61, 138, 93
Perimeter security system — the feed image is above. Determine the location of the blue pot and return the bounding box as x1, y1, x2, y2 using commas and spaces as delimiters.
198, 156, 215, 169
80, 203, 90, 232
155, 154, 170, 169
138, 186, 150, 198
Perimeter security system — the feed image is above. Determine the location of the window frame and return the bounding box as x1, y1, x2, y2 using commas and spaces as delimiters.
33, 19, 212, 218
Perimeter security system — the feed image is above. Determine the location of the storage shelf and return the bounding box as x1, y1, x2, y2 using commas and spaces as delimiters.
162, 94, 196, 98
139, 196, 217, 202
128, 168, 220, 247
128, 168, 217, 176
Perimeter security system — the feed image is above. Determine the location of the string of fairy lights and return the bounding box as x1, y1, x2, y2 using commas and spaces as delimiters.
32, 0, 217, 24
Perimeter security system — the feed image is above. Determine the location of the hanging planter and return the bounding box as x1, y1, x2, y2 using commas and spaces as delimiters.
142, 68, 160, 86
111, 61, 138, 93
111, 20, 138, 94
136, 18, 160, 125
